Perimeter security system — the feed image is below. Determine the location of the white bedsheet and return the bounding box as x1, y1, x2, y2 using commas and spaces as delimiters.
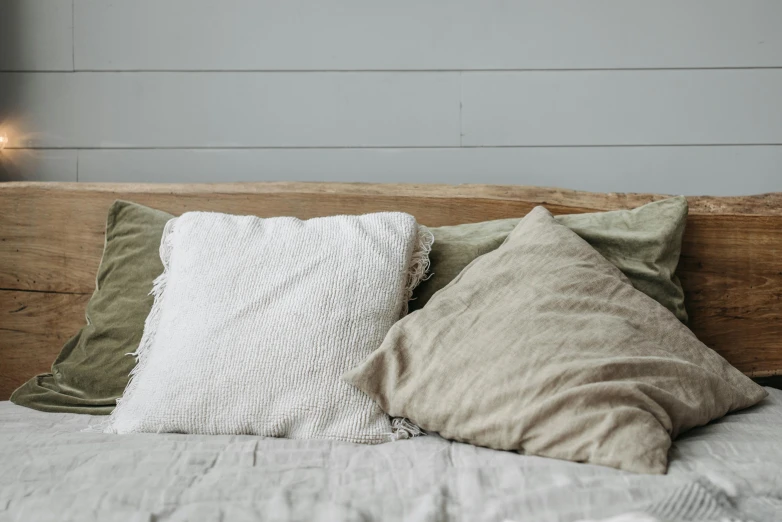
1, 389, 781, 522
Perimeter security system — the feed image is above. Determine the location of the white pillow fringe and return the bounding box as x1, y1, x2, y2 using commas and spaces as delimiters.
401, 225, 434, 315
388, 224, 433, 441
389, 417, 427, 440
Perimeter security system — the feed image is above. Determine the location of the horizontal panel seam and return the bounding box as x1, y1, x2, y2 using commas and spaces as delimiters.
6, 144, 782, 151
3, 67, 782, 73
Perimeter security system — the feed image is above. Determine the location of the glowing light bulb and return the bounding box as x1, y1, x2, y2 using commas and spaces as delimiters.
0, 134, 7, 150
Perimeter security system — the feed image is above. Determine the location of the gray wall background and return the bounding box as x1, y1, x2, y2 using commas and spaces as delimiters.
1, 0, 781, 195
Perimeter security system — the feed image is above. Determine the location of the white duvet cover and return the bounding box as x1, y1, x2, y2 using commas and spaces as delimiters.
1, 388, 781, 522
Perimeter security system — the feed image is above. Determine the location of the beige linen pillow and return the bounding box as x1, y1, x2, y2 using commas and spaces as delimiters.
345, 206, 766, 473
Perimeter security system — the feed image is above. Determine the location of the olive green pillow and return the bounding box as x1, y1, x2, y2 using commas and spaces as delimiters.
411, 196, 689, 322
10, 201, 173, 414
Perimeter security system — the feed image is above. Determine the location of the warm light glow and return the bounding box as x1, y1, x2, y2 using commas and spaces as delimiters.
0, 133, 7, 151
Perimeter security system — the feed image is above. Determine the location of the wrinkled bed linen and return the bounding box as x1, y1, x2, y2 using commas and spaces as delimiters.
1, 389, 781, 522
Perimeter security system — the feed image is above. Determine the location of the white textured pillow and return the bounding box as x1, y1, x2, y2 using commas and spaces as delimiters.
105, 211, 432, 443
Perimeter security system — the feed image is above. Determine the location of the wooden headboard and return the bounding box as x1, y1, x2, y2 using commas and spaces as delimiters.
1, 182, 781, 399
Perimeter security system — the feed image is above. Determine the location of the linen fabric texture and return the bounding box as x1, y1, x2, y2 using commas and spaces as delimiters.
105, 211, 431, 442
344, 206, 766, 473
5, 392, 782, 522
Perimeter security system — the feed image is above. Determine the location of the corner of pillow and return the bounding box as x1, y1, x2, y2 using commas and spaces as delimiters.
528, 205, 553, 218
341, 358, 390, 413
341, 363, 371, 395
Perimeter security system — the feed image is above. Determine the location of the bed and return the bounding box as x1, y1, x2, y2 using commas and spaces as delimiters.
1, 390, 781, 522
1, 182, 781, 522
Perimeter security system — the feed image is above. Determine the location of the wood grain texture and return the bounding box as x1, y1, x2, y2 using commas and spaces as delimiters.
0, 182, 780, 399
0, 290, 91, 399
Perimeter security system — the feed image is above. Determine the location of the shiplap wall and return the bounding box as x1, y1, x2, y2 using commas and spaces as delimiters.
1, 0, 781, 194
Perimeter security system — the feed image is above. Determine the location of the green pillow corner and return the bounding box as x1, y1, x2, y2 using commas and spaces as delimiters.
10, 200, 174, 415
411, 196, 689, 323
